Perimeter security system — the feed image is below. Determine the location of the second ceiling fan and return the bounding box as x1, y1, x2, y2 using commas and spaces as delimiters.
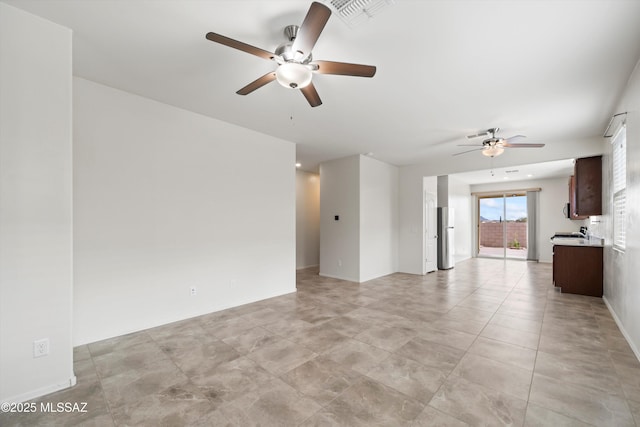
205, 2, 377, 107
454, 128, 545, 157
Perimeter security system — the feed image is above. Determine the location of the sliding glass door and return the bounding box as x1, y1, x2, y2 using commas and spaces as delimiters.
478, 193, 527, 259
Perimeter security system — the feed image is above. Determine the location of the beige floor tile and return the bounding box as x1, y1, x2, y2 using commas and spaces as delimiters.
537, 333, 610, 363
110, 381, 217, 426
323, 338, 391, 375
146, 317, 209, 341
288, 324, 352, 353
489, 313, 542, 334
246, 337, 317, 376
416, 325, 477, 351
73, 345, 92, 362
308, 377, 424, 426
219, 378, 321, 426
93, 340, 171, 380
345, 306, 411, 326
100, 357, 190, 409
445, 306, 496, 323
628, 399, 640, 425
366, 354, 448, 404
481, 323, 540, 349
321, 315, 374, 337
189, 356, 274, 407
162, 338, 241, 377
529, 373, 635, 426
524, 403, 593, 427
451, 353, 533, 400
280, 355, 362, 406
534, 350, 624, 396
354, 324, 418, 352
88, 331, 152, 358
430, 317, 488, 335
262, 318, 314, 336
429, 375, 528, 426
396, 337, 465, 373
221, 326, 280, 355
410, 406, 470, 426
468, 336, 537, 371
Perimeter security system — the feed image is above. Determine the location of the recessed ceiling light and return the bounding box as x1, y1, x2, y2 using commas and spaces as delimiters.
503, 177, 509, 180
295, 162, 301, 168
527, 174, 533, 177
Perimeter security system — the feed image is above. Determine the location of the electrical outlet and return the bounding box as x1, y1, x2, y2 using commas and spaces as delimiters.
33, 338, 49, 358
190, 286, 197, 296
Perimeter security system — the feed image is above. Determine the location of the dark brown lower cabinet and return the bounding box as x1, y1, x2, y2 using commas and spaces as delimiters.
552, 245, 603, 297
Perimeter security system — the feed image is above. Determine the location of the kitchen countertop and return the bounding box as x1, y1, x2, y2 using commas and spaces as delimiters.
551, 237, 604, 247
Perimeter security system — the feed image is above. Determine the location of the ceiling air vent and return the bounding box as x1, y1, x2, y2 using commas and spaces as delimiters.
326, 0, 395, 27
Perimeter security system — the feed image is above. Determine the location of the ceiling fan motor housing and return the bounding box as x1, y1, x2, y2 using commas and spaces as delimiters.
275, 26, 312, 63
284, 25, 298, 42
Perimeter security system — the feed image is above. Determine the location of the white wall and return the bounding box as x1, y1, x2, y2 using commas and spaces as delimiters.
319, 155, 398, 282
359, 156, 399, 282
602, 58, 640, 359
296, 170, 320, 269
470, 176, 581, 263
437, 175, 449, 207
448, 176, 472, 262
0, 4, 75, 402
319, 156, 360, 281
73, 77, 295, 345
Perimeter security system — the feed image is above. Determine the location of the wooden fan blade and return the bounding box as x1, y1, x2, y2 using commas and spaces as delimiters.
453, 148, 484, 156
504, 135, 527, 143
312, 60, 376, 77
206, 32, 275, 61
502, 143, 545, 148
301, 82, 322, 107
236, 72, 276, 95
291, 2, 332, 58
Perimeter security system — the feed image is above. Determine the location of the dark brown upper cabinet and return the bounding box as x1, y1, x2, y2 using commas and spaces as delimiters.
572, 155, 602, 217
569, 175, 588, 220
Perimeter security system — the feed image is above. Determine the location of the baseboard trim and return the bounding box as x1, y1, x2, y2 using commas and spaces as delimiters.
318, 272, 360, 283
2, 375, 76, 404
296, 264, 319, 270
603, 296, 640, 362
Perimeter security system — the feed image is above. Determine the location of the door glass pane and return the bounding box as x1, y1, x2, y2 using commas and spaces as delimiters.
479, 196, 505, 258
505, 195, 527, 259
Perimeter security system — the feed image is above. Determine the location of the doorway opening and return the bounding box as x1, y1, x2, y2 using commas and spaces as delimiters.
478, 193, 527, 260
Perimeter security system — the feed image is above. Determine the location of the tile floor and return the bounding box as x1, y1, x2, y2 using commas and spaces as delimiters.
2, 258, 640, 426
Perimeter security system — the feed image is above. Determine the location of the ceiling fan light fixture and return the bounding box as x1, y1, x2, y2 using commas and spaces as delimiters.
482, 146, 505, 157
276, 62, 312, 89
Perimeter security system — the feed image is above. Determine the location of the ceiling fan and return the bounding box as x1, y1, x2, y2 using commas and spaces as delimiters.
205, 2, 376, 107
454, 128, 545, 157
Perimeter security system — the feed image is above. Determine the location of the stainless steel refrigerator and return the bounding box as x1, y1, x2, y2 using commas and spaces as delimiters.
437, 207, 455, 270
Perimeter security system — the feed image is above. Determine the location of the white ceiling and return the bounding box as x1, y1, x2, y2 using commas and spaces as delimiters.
453, 158, 575, 185
6, 0, 640, 175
